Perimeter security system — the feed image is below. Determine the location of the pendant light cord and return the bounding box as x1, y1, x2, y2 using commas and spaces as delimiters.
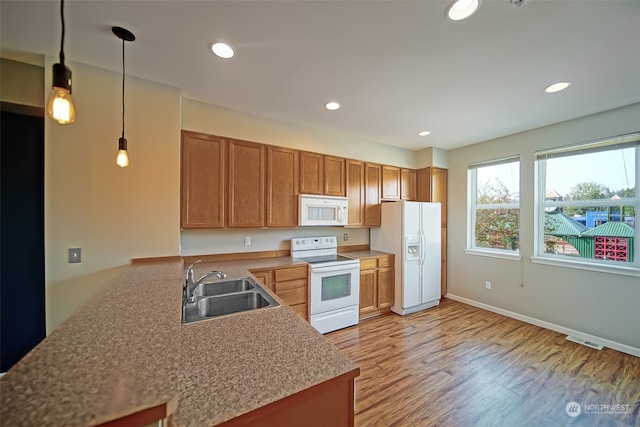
59, 0, 65, 64
121, 38, 125, 139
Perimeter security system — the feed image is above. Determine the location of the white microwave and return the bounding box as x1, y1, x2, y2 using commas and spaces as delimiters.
299, 194, 348, 226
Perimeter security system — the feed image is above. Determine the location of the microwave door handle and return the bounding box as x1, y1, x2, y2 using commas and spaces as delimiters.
338, 206, 343, 223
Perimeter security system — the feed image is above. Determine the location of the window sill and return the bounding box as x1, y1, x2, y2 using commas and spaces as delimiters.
464, 248, 522, 261
530, 256, 640, 277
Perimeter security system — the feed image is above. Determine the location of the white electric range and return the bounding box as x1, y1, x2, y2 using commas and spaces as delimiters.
291, 236, 360, 334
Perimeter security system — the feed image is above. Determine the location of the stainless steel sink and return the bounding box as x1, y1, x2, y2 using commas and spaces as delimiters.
194, 278, 254, 297
182, 276, 279, 324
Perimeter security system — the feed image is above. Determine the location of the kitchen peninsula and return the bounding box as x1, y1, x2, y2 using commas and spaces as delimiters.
0, 258, 359, 426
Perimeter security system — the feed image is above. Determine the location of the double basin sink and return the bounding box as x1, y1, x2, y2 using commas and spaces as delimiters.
182, 277, 280, 324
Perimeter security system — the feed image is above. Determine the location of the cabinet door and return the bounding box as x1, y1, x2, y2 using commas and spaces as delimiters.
359, 269, 376, 315
228, 139, 265, 227
346, 160, 364, 226
430, 167, 448, 227
381, 165, 401, 200
401, 168, 416, 201
300, 151, 324, 195
251, 270, 274, 292
416, 167, 430, 202
364, 163, 381, 227
377, 267, 394, 309
181, 131, 226, 228
324, 156, 346, 196
267, 146, 299, 227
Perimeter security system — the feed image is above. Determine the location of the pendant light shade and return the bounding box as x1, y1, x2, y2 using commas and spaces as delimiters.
48, 0, 76, 125
112, 26, 135, 168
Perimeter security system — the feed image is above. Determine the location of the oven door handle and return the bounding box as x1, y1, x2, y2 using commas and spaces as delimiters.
310, 263, 359, 273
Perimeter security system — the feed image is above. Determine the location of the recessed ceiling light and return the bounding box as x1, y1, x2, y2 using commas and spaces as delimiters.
446, 0, 481, 21
545, 81, 571, 93
211, 42, 234, 59
418, 131, 431, 137
325, 101, 340, 111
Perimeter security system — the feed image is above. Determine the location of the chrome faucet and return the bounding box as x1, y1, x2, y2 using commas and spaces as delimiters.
183, 260, 227, 304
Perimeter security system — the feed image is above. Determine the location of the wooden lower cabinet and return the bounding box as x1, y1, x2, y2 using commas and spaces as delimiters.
217, 371, 357, 427
250, 265, 308, 320
358, 254, 394, 319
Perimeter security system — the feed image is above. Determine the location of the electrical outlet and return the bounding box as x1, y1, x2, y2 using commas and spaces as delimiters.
244, 236, 251, 246
68, 248, 82, 263
485, 281, 492, 290
343, 233, 348, 241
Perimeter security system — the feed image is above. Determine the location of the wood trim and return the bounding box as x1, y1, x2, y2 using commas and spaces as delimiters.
217, 369, 359, 427
0, 101, 44, 117
338, 244, 370, 253
96, 396, 178, 427
130, 255, 182, 264
182, 250, 291, 264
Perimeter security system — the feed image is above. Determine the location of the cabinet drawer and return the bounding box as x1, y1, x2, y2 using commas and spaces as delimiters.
360, 258, 377, 270
274, 266, 307, 282
277, 286, 307, 306
378, 255, 394, 268
274, 278, 306, 292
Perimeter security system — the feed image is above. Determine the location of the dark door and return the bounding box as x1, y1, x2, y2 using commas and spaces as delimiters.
1, 107, 46, 372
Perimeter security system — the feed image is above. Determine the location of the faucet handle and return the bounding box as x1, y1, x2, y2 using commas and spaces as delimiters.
186, 260, 202, 283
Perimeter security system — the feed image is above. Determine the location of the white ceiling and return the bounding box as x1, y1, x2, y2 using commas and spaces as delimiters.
1, 0, 639, 151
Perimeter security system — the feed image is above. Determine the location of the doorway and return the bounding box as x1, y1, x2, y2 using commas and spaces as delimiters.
1, 105, 46, 372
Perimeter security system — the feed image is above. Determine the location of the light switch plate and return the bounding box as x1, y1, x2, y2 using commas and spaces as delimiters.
69, 248, 82, 263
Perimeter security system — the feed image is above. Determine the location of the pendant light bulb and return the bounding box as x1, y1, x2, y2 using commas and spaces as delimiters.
47, 85, 76, 124
48, 0, 76, 125
116, 137, 129, 168
112, 26, 135, 169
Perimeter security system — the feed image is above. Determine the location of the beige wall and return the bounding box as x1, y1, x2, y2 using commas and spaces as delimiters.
447, 103, 640, 352
1, 58, 44, 108
45, 59, 182, 332
182, 98, 420, 168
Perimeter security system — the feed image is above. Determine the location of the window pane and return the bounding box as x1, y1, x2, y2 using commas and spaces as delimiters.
545, 147, 636, 200
543, 208, 635, 264
476, 162, 520, 203
475, 208, 520, 250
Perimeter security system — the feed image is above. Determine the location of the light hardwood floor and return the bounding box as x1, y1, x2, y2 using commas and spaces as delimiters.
325, 298, 640, 427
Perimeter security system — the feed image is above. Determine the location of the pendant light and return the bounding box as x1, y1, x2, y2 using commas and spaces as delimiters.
47, 0, 76, 125
112, 26, 135, 168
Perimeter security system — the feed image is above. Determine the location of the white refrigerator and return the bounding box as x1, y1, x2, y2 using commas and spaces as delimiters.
370, 201, 441, 315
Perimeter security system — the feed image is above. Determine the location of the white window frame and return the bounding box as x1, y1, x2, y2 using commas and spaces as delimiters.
466, 155, 521, 260
533, 132, 640, 276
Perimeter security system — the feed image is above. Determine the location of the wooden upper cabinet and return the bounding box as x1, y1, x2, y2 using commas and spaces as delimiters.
364, 163, 381, 227
417, 167, 448, 225
181, 131, 226, 228
416, 167, 430, 202
401, 168, 416, 201
228, 139, 265, 228
430, 167, 448, 226
346, 159, 364, 226
381, 165, 401, 200
300, 151, 324, 195
324, 156, 346, 196
266, 146, 299, 227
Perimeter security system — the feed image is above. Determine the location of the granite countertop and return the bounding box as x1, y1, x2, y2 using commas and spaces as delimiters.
341, 249, 394, 259
0, 257, 358, 426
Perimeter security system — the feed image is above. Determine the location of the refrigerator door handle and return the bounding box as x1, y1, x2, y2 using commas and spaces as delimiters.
420, 231, 427, 265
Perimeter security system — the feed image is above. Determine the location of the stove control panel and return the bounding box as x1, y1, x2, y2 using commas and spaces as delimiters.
292, 236, 337, 251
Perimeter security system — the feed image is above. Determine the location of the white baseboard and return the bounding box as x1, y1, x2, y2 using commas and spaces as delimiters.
444, 293, 640, 358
